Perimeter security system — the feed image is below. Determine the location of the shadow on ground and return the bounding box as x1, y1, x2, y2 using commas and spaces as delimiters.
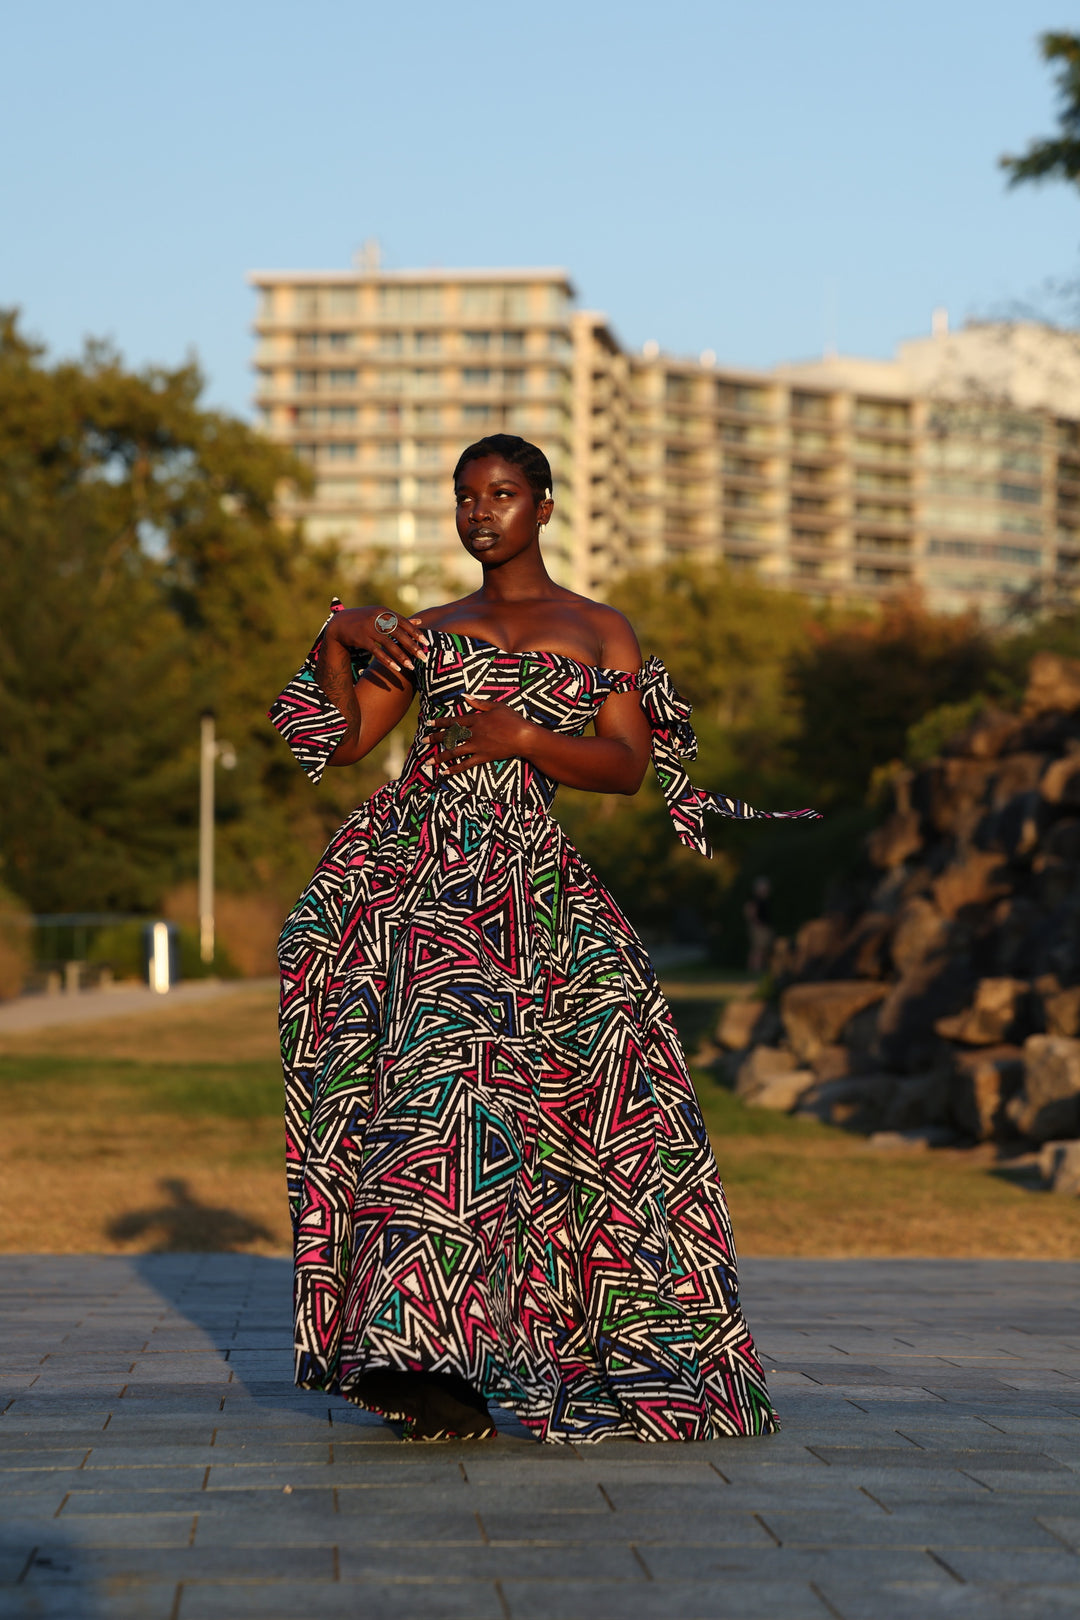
104, 1178, 275, 1251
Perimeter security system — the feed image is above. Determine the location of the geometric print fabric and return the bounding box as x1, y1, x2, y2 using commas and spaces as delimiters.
274, 626, 781, 1441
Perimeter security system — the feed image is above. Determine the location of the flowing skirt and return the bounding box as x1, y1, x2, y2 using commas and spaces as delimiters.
279, 779, 776, 1443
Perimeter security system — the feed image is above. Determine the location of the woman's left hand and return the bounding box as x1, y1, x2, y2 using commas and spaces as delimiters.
426, 698, 532, 777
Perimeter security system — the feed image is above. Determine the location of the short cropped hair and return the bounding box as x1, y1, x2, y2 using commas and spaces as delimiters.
452, 434, 552, 503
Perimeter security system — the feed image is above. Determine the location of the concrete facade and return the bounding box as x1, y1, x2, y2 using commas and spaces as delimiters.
250, 260, 1080, 618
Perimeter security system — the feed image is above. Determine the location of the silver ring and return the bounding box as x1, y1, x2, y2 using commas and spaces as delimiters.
374, 610, 399, 634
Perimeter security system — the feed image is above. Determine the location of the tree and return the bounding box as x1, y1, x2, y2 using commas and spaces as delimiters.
0, 311, 389, 916
787, 596, 996, 810
1001, 33, 1080, 192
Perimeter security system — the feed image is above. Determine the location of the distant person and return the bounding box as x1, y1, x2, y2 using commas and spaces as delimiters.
744, 876, 775, 976
269, 434, 817, 1444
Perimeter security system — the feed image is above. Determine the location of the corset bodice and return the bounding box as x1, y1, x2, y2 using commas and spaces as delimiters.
395, 631, 612, 815
268, 603, 820, 857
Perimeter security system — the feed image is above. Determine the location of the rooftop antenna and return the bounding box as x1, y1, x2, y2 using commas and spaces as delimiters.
353, 238, 382, 274
932, 306, 949, 337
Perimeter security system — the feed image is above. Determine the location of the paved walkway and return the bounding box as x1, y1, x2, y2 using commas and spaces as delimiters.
1, 1257, 1078, 1619
0, 980, 276, 1036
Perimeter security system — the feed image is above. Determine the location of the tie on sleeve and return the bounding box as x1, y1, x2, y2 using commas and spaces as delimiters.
267, 600, 367, 785
606, 656, 821, 858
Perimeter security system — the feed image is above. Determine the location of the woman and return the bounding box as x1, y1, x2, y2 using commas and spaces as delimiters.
270, 434, 817, 1444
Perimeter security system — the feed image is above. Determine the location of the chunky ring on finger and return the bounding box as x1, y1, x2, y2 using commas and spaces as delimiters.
444, 723, 472, 748
374, 610, 399, 634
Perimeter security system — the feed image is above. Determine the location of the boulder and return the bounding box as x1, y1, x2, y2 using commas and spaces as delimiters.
744, 1071, 815, 1112
1009, 1035, 1080, 1142
1042, 983, 1080, 1038
947, 707, 1022, 760
1039, 749, 1080, 809
931, 850, 1011, 920
891, 897, 948, 975
716, 997, 766, 1051
1038, 1139, 1080, 1195
989, 753, 1049, 806
780, 980, 889, 1064
734, 1045, 802, 1101
867, 810, 923, 870
1023, 651, 1080, 717
876, 958, 977, 1072
935, 977, 1030, 1046
880, 1069, 953, 1132
948, 1045, 1024, 1140
796, 1075, 897, 1132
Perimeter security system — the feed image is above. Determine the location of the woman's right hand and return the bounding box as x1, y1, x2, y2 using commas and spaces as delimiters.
327, 607, 429, 676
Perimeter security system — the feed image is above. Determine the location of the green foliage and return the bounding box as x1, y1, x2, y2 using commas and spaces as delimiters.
905, 696, 990, 765
787, 598, 996, 808
86, 920, 241, 982
1000, 32, 1080, 191
555, 561, 816, 945
0, 310, 397, 917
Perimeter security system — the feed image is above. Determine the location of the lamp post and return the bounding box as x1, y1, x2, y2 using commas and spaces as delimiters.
198, 712, 236, 965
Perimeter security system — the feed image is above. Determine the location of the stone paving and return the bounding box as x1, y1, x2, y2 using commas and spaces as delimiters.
1, 1255, 1079, 1618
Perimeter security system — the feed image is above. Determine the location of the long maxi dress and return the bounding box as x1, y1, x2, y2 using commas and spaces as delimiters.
269, 604, 819, 1444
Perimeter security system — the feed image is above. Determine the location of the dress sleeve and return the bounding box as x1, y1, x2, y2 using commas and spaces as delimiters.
267, 600, 369, 785
605, 656, 821, 858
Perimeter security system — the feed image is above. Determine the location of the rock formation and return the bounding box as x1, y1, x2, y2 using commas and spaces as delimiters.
716, 652, 1080, 1187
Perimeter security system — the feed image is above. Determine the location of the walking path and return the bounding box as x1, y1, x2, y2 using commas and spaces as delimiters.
0, 980, 277, 1036
1, 1257, 1079, 1618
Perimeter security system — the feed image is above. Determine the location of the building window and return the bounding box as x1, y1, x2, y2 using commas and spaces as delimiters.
293, 443, 318, 462
294, 370, 319, 392
717, 382, 768, 415
376, 479, 400, 502
378, 285, 444, 318
376, 370, 403, 393
327, 332, 351, 351
791, 392, 831, 422
463, 332, 492, 353
502, 331, 526, 354
665, 375, 695, 405
379, 332, 404, 355
463, 405, 495, 426
328, 407, 356, 425
854, 399, 909, 431
416, 478, 443, 504
328, 370, 357, 390
376, 442, 401, 465
327, 287, 357, 316
294, 287, 321, 319
376, 407, 401, 430
326, 442, 356, 461
463, 368, 492, 387
503, 369, 525, 393
1000, 482, 1041, 505
414, 331, 441, 354
295, 333, 319, 355
414, 406, 442, 429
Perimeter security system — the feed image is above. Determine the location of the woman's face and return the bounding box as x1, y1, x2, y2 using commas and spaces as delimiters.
454, 455, 550, 567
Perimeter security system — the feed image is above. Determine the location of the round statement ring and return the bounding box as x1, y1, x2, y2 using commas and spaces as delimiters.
374, 610, 399, 634
444, 723, 473, 748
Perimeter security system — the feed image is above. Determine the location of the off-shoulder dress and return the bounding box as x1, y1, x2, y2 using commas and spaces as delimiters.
268, 607, 817, 1443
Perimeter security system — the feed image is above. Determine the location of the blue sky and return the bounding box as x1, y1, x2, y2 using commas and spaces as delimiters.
2, 1, 1077, 415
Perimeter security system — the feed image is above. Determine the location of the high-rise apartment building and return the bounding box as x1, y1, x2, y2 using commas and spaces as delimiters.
251, 259, 1080, 618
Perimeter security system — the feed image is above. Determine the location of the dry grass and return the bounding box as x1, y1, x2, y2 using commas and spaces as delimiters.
1, 983, 1078, 1258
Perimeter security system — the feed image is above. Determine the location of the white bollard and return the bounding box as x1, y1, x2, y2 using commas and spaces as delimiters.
149, 921, 172, 995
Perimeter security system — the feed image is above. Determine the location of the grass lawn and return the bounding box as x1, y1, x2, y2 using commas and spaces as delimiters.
1, 981, 1078, 1257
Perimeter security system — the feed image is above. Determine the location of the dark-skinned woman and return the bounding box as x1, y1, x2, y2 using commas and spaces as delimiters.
269, 434, 818, 1443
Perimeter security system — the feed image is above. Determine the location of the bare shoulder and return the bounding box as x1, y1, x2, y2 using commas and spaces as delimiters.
411, 593, 481, 631
582, 599, 642, 672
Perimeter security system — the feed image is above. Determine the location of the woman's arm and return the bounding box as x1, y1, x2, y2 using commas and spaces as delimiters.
316, 609, 427, 766
429, 612, 652, 795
